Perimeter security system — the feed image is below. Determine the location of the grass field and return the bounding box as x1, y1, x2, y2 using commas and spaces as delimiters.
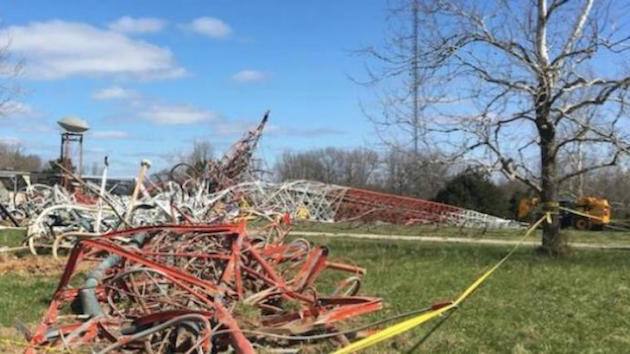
0, 275, 57, 325
292, 220, 630, 244
1, 227, 629, 352
312, 236, 630, 353
0, 228, 26, 248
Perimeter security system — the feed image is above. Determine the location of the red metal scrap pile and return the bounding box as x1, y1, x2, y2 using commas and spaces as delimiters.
26, 222, 381, 353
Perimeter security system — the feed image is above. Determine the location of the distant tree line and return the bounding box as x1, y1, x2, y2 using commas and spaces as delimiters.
274, 147, 518, 217
274, 147, 449, 200
0, 142, 41, 172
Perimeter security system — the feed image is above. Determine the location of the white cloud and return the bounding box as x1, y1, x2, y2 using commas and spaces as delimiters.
0, 102, 51, 132
0, 136, 22, 146
266, 125, 345, 137
108, 16, 166, 34
8, 20, 185, 80
91, 130, 130, 140
92, 87, 219, 126
92, 86, 137, 100
139, 103, 218, 125
186, 17, 232, 38
231, 70, 268, 83
214, 120, 258, 136
1, 101, 35, 116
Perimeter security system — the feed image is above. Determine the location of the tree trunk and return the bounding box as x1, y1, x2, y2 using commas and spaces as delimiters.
538, 121, 569, 256
536, 82, 569, 256
411, 0, 420, 155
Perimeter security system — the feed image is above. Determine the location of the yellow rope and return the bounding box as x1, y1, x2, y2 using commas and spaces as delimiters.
558, 206, 605, 222
9, 214, 551, 354
332, 214, 548, 354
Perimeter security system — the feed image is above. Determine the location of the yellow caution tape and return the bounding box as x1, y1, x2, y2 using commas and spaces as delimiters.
558, 206, 605, 222
332, 215, 548, 354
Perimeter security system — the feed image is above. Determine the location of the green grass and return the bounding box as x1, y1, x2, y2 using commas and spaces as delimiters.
0, 228, 26, 248
1, 227, 629, 352
0, 228, 57, 330
309, 236, 630, 353
0, 274, 57, 326
292, 220, 630, 245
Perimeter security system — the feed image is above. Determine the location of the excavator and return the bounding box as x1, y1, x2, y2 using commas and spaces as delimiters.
517, 196, 611, 230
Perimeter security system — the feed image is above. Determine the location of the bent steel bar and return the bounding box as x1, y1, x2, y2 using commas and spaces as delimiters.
27, 222, 381, 353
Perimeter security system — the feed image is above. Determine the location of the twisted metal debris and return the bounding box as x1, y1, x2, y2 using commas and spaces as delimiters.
27, 222, 381, 353
0, 110, 525, 353
18, 112, 272, 254
205, 180, 521, 228
0, 110, 520, 257
17, 178, 520, 257
11, 111, 385, 353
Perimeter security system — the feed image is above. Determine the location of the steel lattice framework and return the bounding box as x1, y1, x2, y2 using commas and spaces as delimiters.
208, 180, 522, 229
208, 111, 270, 190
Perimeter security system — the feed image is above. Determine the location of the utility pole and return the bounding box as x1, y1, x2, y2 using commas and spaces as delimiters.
411, 0, 420, 155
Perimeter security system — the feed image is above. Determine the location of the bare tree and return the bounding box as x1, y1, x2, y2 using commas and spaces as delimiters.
376, 148, 450, 199
274, 147, 449, 199
186, 140, 215, 169
412, 0, 630, 255
355, 0, 450, 154
559, 139, 592, 198
0, 24, 22, 116
275, 150, 325, 182
583, 165, 630, 218
0, 142, 41, 171
274, 148, 380, 188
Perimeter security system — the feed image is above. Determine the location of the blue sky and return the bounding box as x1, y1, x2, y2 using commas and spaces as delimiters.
0, 1, 387, 176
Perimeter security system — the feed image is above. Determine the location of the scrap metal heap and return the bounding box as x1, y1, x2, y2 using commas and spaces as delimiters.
2, 110, 524, 353
27, 223, 381, 353
0, 111, 521, 256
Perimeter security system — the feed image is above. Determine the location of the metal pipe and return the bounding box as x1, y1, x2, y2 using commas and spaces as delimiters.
94, 156, 109, 233
79, 232, 148, 317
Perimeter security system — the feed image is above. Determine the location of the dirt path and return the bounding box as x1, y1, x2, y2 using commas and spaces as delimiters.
291, 231, 630, 250
0, 255, 68, 276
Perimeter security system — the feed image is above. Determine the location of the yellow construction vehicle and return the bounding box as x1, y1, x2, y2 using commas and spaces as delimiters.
517, 196, 611, 230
